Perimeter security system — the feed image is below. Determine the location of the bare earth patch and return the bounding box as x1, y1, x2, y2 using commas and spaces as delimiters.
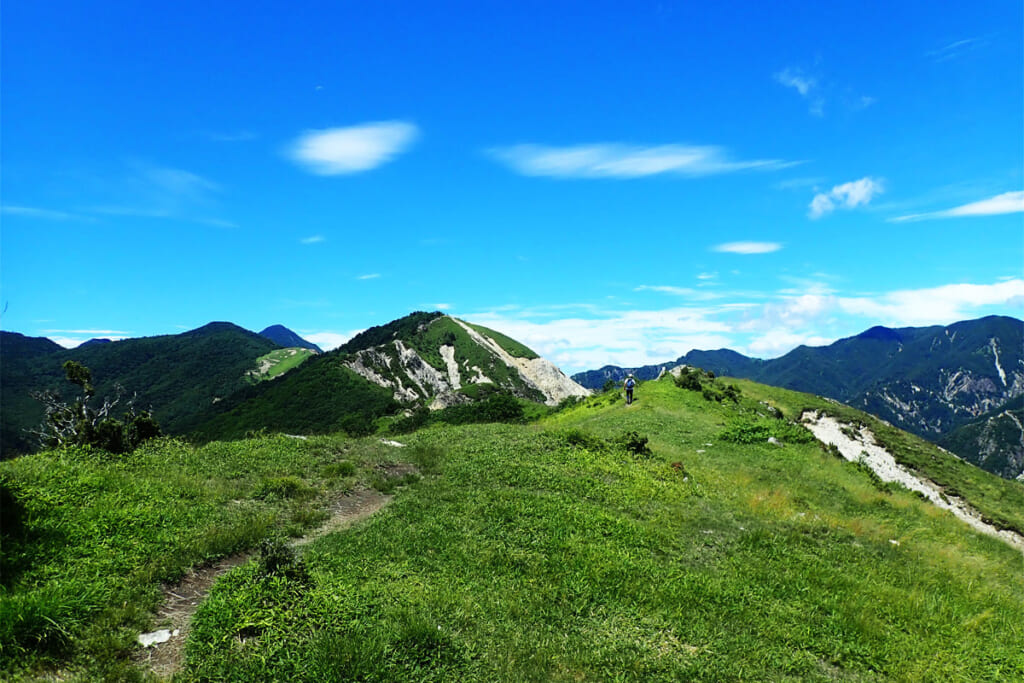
135, 487, 394, 679
802, 411, 1024, 554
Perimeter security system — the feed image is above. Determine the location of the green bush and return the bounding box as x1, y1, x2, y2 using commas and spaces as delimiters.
616, 430, 652, 457
673, 368, 703, 391
256, 538, 311, 585
559, 429, 609, 452
719, 419, 817, 445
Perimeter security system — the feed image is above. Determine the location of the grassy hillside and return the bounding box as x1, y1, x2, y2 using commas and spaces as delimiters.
246, 348, 316, 383
2, 376, 1022, 680
187, 354, 400, 440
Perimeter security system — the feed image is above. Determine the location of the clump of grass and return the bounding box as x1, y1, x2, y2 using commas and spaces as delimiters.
322, 460, 356, 479
253, 476, 317, 501
370, 471, 420, 494
408, 444, 444, 475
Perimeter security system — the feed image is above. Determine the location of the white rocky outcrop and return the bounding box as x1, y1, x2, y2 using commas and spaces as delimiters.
802, 411, 1024, 554
452, 318, 590, 405
341, 317, 589, 407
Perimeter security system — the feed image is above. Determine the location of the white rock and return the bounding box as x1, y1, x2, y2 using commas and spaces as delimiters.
138, 629, 178, 647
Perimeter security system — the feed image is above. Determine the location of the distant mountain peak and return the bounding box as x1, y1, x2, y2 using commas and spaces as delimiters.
258, 325, 323, 353
855, 326, 903, 342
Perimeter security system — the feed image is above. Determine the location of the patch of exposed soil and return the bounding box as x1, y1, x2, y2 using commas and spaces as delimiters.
290, 488, 392, 549
135, 486, 395, 679
134, 553, 251, 679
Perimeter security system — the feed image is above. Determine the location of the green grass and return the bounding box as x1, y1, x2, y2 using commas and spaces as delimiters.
247, 348, 316, 383
3, 376, 1023, 680
464, 321, 540, 359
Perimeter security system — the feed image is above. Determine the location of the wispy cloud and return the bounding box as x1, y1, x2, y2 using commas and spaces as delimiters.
635, 285, 699, 296
634, 285, 723, 300
43, 328, 131, 335
300, 235, 325, 244
774, 65, 875, 117
288, 121, 419, 175
889, 190, 1024, 223
488, 143, 797, 179
927, 37, 988, 62
712, 242, 782, 254
357, 273, 381, 280
1, 205, 95, 222
809, 177, 884, 219
81, 161, 234, 228
774, 67, 825, 116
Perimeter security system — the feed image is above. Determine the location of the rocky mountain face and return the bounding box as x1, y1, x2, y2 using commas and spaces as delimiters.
573, 316, 1024, 479
340, 314, 589, 409
939, 396, 1024, 481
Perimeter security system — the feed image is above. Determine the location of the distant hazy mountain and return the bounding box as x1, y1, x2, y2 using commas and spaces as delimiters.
258, 325, 323, 353
1, 323, 279, 457
573, 316, 1024, 479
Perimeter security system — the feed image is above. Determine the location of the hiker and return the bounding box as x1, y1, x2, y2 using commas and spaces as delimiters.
624, 374, 636, 405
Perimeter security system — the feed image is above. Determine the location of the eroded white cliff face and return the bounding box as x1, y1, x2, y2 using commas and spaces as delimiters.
451, 318, 590, 405
340, 317, 590, 408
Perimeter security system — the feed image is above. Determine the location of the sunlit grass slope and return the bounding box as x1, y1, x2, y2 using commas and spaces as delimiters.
2, 375, 1022, 681
186, 377, 1023, 681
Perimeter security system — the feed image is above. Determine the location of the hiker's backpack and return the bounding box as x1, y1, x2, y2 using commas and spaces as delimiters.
625, 378, 635, 389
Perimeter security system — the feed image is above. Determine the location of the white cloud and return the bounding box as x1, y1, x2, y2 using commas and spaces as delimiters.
301, 235, 325, 244
890, 190, 1024, 222
461, 278, 1023, 373
774, 68, 816, 96
489, 143, 797, 179
431, 303, 452, 310
836, 279, 1024, 325
712, 242, 782, 254
635, 285, 698, 296
466, 306, 734, 372
927, 37, 987, 62
1, 205, 94, 222
357, 273, 381, 280
303, 330, 360, 351
774, 67, 825, 116
289, 121, 418, 175
43, 329, 132, 348
634, 285, 722, 300
43, 328, 131, 335
809, 177, 884, 219
747, 329, 833, 357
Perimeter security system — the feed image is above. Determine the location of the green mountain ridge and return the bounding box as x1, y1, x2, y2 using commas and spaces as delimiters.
1, 323, 280, 457
573, 315, 1024, 479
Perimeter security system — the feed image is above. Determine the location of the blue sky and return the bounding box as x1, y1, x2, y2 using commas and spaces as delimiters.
2, 1, 1022, 373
